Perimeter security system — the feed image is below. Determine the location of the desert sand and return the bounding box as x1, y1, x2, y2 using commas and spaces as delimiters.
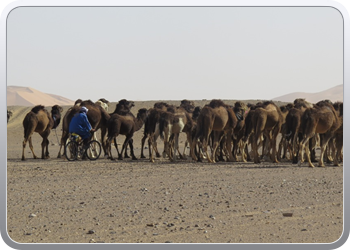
6, 100, 343, 244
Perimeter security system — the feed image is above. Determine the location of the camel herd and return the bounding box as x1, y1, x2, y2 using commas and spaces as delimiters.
13, 97, 343, 168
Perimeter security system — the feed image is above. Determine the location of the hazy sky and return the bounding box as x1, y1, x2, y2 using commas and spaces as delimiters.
7, 7, 343, 102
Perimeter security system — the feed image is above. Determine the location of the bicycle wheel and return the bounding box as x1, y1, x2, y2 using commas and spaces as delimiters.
65, 141, 79, 161
85, 140, 101, 160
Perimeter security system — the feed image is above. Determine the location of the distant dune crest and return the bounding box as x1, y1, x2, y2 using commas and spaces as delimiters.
7, 86, 74, 106
7, 85, 342, 107
272, 85, 343, 103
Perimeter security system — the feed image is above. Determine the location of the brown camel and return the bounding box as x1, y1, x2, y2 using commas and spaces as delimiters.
325, 101, 343, 166
191, 99, 237, 163
298, 100, 341, 167
231, 101, 250, 162
284, 99, 317, 164
22, 105, 63, 160
158, 106, 194, 162
332, 102, 343, 166
106, 108, 148, 160
140, 102, 172, 161
251, 101, 284, 164
56, 100, 111, 158
277, 103, 294, 161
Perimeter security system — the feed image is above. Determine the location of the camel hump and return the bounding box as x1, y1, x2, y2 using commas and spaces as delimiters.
209, 99, 226, 108
31, 105, 45, 114
264, 104, 277, 112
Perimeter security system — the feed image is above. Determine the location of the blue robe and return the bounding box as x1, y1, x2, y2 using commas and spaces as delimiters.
69, 113, 92, 140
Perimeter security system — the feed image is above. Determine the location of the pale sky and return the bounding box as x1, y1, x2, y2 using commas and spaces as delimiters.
7, 6, 343, 102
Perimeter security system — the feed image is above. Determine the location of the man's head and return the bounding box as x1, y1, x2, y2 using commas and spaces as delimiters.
79, 106, 88, 113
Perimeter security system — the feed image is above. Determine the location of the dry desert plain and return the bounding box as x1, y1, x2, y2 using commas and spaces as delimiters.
6, 100, 344, 244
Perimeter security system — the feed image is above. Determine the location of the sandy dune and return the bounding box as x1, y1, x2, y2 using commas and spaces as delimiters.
7, 86, 74, 106
272, 84, 343, 103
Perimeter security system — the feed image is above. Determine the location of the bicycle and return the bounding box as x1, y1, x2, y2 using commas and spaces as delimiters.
64, 133, 102, 161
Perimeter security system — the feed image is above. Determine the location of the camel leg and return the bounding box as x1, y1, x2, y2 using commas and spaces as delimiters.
304, 140, 315, 168
128, 138, 137, 160
149, 137, 155, 163
252, 133, 260, 164
140, 134, 147, 158
191, 138, 198, 161
119, 136, 131, 160
100, 127, 108, 158
318, 133, 333, 167
22, 137, 31, 161
210, 131, 222, 163
225, 131, 235, 162
57, 130, 68, 158
270, 126, 280, 163
298, 136, 315, 167
113, 138, 121, 160
41, 137, 50, 159
106, 138, 115, 160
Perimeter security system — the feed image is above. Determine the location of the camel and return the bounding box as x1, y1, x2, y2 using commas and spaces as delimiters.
251, 101, 284, 164
332, 102, 343, 166
298, 100, 341, 168
276, 103, 294, 161
231, 101, 250, 161
284, 99, 319, 164
191, 99, 238, 163
7, 110, 13, 123
158, 106, 194, 162
95, 98, 110, 112
22, 105, 63, 160
93, 98, 110, 141
56, 100, 111, 158
324, 102, 343, 166
140, 102, 173, 161
106, 108, 148, 160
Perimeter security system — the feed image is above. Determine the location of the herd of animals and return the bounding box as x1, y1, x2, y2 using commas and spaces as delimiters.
7, 97, 343, 168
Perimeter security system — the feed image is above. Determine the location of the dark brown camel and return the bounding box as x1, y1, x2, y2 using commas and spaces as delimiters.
284, 99, 316, 163
106, 108, 148, 160
251, 101, 284, 164
22, 105, 63, 160
231, 101, 250, 162
277, 103, 294, 161
298, 100, 341, 167
140, 102, 171, 161
56, 100, 111, 158
191, 99, 237, 163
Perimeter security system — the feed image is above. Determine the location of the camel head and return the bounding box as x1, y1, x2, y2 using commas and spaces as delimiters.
180, 99, 195, 113
74, 99, 83, 106
98, 98, 110, 105
154, 102, 169, 110
113, 99, 135, 115
192, 106, 202, 121
51, 105, 63, 129
333, 102, 343, 116
234, 101, 249, 121
136, 108, 148, 121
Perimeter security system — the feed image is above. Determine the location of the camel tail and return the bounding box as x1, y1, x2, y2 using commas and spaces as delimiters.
253, 110, 267, 139
22, 114, 36, 140
159, 116, 167, 140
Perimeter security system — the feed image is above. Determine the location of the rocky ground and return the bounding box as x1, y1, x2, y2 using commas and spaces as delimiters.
6, 100, 343, 244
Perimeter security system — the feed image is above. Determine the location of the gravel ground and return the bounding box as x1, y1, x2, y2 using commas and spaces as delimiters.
6, 101, 343, 244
